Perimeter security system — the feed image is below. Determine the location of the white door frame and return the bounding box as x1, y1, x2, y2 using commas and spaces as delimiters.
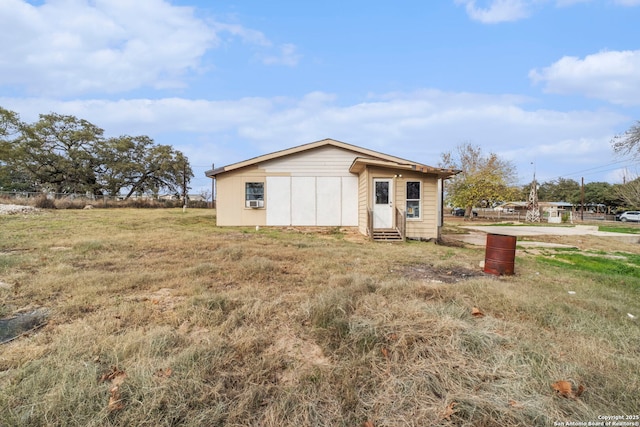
373, 178, 393, 229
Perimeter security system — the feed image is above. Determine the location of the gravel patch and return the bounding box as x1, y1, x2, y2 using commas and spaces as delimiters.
0, 204, 40, 215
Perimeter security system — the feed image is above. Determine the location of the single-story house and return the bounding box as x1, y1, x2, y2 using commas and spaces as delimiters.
494, 201, 528, 213
205, 139, 459, 241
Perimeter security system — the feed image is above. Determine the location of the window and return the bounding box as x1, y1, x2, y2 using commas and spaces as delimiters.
245, 182, 264, 208
375, 181, 389, 205
406, 181, 421, 219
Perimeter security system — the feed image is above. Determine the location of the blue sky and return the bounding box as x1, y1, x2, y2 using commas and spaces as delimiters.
2, 0, 640, 194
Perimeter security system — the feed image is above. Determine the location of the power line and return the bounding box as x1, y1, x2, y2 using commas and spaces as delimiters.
543, 158, 639, 183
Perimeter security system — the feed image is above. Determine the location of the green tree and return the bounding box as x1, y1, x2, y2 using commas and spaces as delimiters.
0, 107, 33, 191
538, 178, 581, 204
440, 143, 518, 216
9, 112, 104, 194
583, 181, 618, 207
97, 135, 193, 199
1, 106, 193, 198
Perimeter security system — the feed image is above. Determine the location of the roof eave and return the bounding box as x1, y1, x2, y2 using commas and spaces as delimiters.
349, 157, 460, 178
205, 166, 226, 177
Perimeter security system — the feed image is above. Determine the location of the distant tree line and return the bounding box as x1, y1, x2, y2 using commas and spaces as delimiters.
515, 178, 634, 209
441, 134, 640, 214
0, 107, 193, 199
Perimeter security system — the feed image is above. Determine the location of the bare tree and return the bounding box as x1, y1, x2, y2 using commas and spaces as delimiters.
612, 121, 640, 207
612, 120, 640, 158
615, 177, 640, 209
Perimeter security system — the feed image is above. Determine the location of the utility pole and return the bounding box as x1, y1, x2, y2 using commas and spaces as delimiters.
182, 161, 187, 212
580, 177, 584, 221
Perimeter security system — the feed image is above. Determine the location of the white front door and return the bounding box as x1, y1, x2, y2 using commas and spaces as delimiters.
373, 178, 393, 229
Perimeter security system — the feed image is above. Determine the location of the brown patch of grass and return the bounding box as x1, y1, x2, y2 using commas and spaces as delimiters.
1, 209, 639, 426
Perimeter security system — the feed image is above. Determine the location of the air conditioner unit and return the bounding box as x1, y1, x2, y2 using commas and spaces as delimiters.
247, 200, 264, 208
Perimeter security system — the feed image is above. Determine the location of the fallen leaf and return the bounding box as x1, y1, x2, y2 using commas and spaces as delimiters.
362, 421, 374, 427
154, 367, 173, 378
99, 366, 126, 383
551, 380, 573, 398
111, 372, 126, 387
100, 366, 127, 411
471, 307, 484, 317
551, 380, 584, 399
381, 347, 389, 359
508, 399, 522, 408
442, 401, 457, 420
108, 385, 124, 411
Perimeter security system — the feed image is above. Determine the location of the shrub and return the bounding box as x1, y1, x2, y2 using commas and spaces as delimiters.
33, 195, 56, 209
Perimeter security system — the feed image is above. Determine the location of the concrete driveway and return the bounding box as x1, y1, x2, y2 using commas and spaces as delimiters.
451, 224, 640, 247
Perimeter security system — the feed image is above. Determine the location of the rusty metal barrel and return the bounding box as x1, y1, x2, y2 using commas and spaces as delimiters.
484, 233, 516, 275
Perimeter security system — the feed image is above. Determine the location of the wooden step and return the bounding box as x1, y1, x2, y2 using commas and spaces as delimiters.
372, 229, 403, 241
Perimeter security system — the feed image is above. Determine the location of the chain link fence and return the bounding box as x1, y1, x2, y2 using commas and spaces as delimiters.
0, 191, 212, 209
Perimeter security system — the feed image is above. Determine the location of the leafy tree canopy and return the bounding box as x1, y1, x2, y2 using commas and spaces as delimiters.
440, 143, 518, 215
0, 107, 192, 198
537, 178, 581, 204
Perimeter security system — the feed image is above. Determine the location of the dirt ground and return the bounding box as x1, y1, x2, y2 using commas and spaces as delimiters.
393, 264, 486, 283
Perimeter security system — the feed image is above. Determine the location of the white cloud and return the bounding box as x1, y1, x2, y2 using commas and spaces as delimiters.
606, 167, 639, 183
211, 22, 272, 47
2, 88, 625, 184
455, 0, 532, 23
261, 44, 301, 67
456, 0, 640, 23
0, 0, 299, 97
0, 0, 217, 95
529, 50, 640, 106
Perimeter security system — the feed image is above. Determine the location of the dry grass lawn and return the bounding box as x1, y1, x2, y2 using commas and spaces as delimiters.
1, 208, 639, 426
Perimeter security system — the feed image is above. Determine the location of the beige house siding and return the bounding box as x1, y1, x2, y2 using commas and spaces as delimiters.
216, 146, 361, 227
260, 145, 359, 176
216, 166, 269, 226
357, 168, 369, 235
360, 168, 439, 240
401, 174, 439, 239
208, 139, 458, 238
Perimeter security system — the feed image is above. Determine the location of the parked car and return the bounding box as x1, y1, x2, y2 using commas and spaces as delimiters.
453, 208, 478, 217
617, 211, 640, 222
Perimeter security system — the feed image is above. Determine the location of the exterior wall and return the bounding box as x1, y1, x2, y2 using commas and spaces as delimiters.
216, 146, 360, 227
357, 168, 369, 235
398, 173, 439, 240
260, 145, 358, 176
215, 144, 444, 238
215, 165, 268, 226
364, 167, 440, 240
